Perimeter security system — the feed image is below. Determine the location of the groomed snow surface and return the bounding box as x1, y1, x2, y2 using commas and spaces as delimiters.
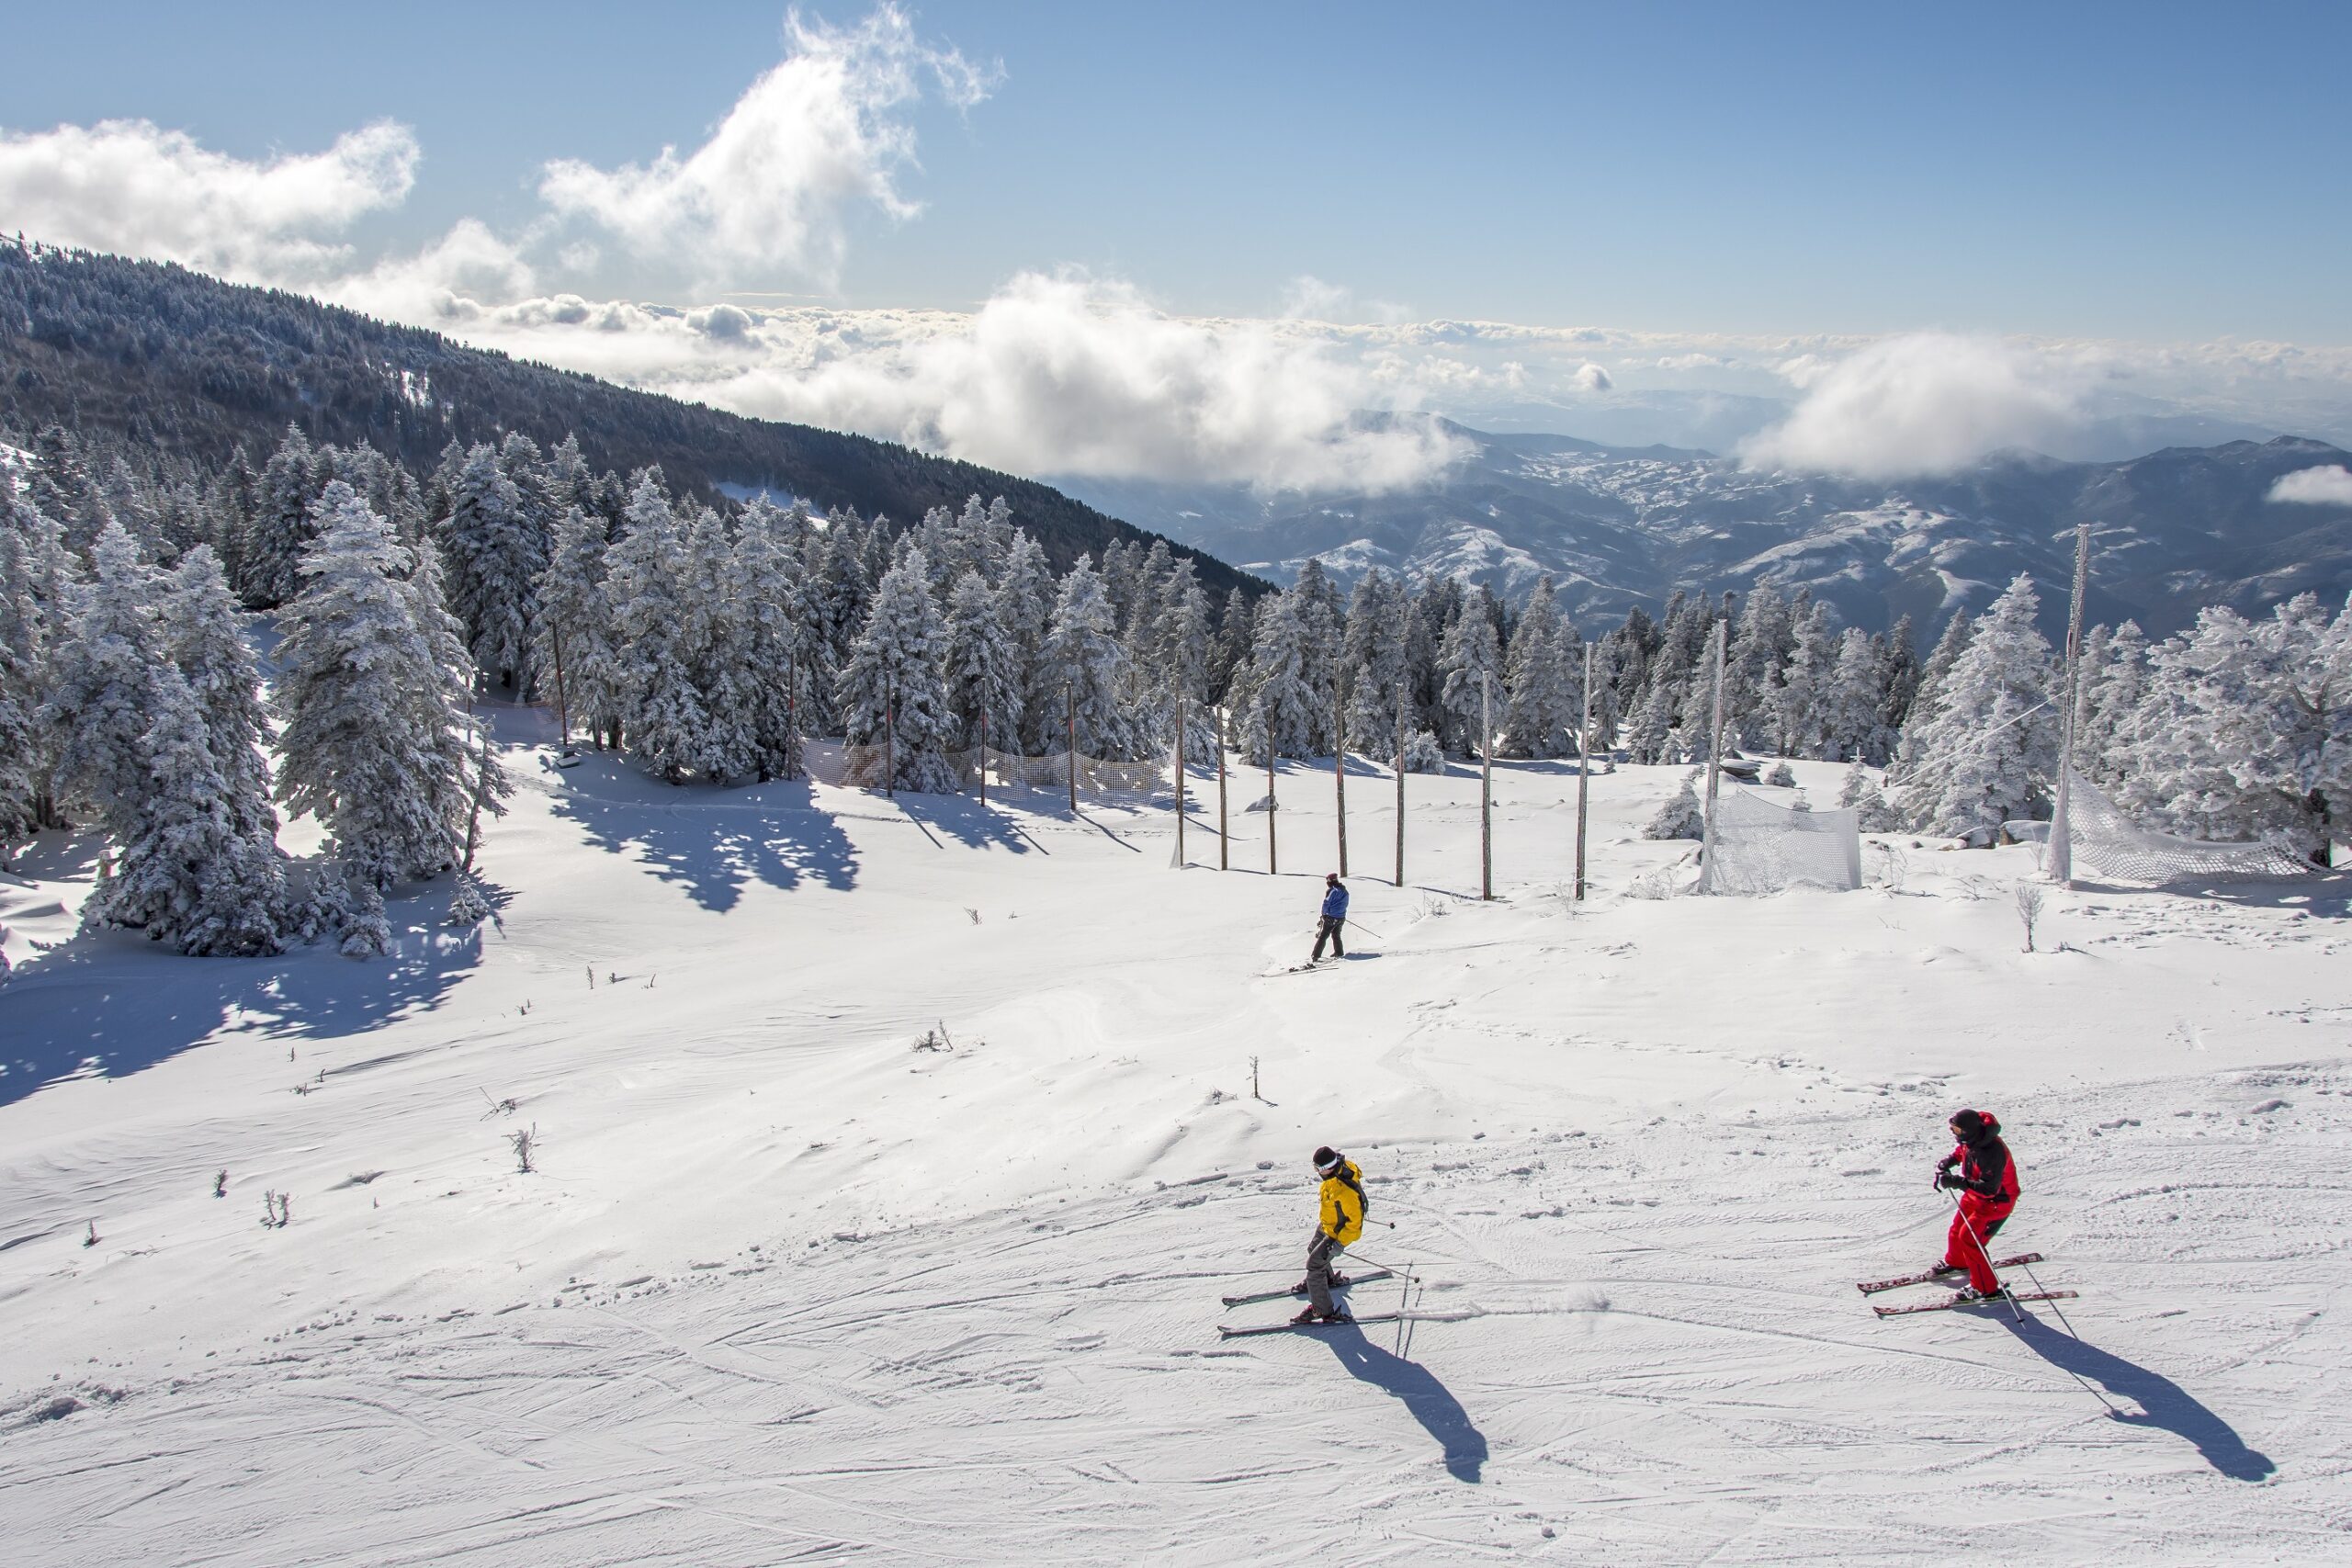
3, 711, 2347, 1565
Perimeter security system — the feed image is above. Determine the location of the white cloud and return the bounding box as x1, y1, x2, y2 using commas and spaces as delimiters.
2268, 465, 2352, 505
0, 118, 416, 281
1573, 362, 1613, 392
1738, 333, 2087, 478
684, 272, 1470, 491
537, 5, 997, 288
319, 219, 538, 325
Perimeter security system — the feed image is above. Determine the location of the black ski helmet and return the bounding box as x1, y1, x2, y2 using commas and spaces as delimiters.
1950, 1109, 1986, 1139
1313, 1145, 1342, 1173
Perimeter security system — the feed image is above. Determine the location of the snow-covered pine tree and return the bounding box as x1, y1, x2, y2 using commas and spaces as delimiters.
808, 522, 875, 735
1340, 569, 1406, 750
1209, 587, 1253, 706
534, 506, 622, 750
1881, 614, 1923, 731
274, 483, 473, 890
944, 568, 1023, 753
0, 525, 46, 856
1438, 600, 1503, 755
157, 545, 279, 842
604, 474, 710, 783
731, 499, 813, 781
2074, 620, 2149, 784
1242, 587, 1317, 763
1502, 577, 1577, 758
437, 443, 545, 693
1148, 558, 1217, 758
1820, 626, 1894, 763
1039, 555, 1138, 760
28, 425, 109, 555
681, 504, 758, 783
44, 525, 291, 953
239, 425, 324, 608
1724, 584, 1792, 751
1886, 607, 1973, 788
1899, 573, 2056, 837
2117, 593, 2347, 863
1769, 597, 1836, 757
997, 530, 1057, 750
837, 548, 958, 793
1292, 558, 1344, 752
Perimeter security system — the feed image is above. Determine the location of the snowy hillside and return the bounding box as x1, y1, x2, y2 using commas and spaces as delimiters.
2, 714, 2346, 1563
1060, 426, 2352, 637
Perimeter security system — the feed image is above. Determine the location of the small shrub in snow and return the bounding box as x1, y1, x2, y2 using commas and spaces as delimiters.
508, 1124, 539, 1174
259, 1191, 289, 1228
1644, 771, 1704, 840
2014, 880, 2046, 953
1394, 728, 1448, 774
446, 874, 491, 927
82, 1220, 96, 1248
1764, 761, 1797, 788
212, 1168, 228, 1198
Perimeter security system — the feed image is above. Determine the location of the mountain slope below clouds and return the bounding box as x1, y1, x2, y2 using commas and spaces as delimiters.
0, 242, 1267, 600
1063, 422, 2352, 637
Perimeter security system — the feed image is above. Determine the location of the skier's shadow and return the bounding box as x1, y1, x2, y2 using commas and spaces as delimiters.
2001, 1314, 2274, 1482
1321, 1326, 1487, 1483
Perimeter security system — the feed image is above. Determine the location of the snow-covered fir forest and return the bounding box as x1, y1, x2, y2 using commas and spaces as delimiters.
2, 419, 2342, 968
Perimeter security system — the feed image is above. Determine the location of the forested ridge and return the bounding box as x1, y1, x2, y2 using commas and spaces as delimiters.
0, 239, 1265, 602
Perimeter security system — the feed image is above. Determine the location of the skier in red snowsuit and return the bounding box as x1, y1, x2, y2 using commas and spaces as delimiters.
1935, 1109, 2020, 1300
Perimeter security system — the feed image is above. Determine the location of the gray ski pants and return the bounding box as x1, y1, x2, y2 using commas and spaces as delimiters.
1306, 1229, 1345, 1314
1312, 916, 1345, 962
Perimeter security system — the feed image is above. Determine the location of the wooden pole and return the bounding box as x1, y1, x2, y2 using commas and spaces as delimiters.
2047, 522, 2092, 888
1576, 640, 1592, 901
1394, 682, 1407, 888
1174, 686, 1186, 868
1480, 670, 1493, 901
1067, 682, 1078, 812
1700, 619, 1727, 891
978, 706, 987, 807
885, 697, 896, 800
1333, 669, 1348, 879
1266, 705, 1278, 877
1216, 705, 1229, 870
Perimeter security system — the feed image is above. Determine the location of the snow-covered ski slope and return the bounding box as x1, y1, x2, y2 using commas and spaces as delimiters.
3, 711, 2347, 1564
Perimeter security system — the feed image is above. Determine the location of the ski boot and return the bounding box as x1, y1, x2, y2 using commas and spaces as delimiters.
1290, 1306, 1351, 1325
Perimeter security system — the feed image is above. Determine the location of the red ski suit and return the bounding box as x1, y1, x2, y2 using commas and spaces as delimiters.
1940, 1120, 2020, 1293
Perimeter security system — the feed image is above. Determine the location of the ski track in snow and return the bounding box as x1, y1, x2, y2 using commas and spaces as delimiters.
1, 718, 2347, 1564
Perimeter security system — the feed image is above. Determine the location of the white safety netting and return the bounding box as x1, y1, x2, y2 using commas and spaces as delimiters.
1701, 788, 1863, 895
2060, 768, 2312, 885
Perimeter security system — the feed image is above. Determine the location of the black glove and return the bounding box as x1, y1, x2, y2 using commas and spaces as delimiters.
1937, 1154, 1960, 1172
1932, 1168, 1950, 1190
1937, 1172, 1969, 1192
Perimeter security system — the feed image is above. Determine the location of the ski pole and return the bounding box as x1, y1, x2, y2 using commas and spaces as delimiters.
1947, 1188, 2024, 1325
1346, 917, 1385, 941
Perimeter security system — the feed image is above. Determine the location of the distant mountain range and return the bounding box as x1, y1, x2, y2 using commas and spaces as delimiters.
0, 242, 1267, 603
1057, 421, 2352, 637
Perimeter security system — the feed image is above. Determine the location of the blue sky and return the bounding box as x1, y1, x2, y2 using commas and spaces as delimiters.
9, 0, 2347, 337
5, 3, 2350, 485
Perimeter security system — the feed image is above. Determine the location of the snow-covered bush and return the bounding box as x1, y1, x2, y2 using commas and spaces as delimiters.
1394, 728, 1447, 774
1764, 761, 1797, 788
1644, 770, 1704, 840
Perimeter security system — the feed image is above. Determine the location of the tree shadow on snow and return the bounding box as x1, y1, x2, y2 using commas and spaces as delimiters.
1321, 1325, 1488, 1483
893, 793, 1041, 855
0, 891, 482, 1108
549, 775, 859, 912
2001, 1314, 2276, 1482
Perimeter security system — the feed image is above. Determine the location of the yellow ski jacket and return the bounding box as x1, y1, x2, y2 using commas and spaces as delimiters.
1318, 1157, 1367, 1246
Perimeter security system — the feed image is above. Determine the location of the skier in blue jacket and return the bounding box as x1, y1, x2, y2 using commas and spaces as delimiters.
1311, 873, 1349, 963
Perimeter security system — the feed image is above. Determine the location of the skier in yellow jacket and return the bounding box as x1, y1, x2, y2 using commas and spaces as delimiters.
1293, 1145, 1367, 1325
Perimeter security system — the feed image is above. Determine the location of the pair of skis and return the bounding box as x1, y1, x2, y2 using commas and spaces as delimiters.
1858, 1252, 2078, 1317
1217, 1269, 1464, 1338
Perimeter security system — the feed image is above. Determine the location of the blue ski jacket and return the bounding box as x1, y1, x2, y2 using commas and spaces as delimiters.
1320, 883, 1349, 920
